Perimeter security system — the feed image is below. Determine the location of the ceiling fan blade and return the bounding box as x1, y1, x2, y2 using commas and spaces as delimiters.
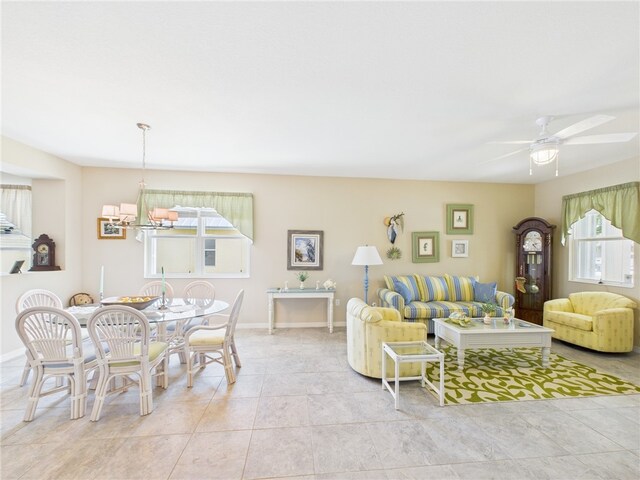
487, 140, 532, 145
553, 114, 615, 139
564, 133, 638, 145
480, 147, 528, 165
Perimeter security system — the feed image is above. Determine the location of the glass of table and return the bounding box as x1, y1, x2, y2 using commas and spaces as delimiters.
381, 340, 445, 409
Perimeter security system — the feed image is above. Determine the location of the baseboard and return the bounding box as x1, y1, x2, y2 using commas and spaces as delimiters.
0, 348, 25, 363
236, 322, 346, 330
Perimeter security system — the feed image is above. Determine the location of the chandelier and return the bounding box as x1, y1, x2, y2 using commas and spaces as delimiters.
100, 123, 177, 229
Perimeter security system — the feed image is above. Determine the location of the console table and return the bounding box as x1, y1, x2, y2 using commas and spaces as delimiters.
266, 288, 335, 334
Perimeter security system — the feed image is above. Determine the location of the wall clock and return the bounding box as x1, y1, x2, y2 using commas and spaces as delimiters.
29, 234, 61, 271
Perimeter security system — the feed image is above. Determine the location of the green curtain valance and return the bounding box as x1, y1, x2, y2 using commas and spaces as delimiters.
139, 189, 254, 241
561, 181, 640, 245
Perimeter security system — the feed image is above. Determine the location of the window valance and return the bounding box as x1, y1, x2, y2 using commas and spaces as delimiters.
139, 189, 254, 241
561, 181, 640, 245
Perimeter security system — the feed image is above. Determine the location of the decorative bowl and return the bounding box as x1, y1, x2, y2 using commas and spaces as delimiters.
100, 296, 159, 310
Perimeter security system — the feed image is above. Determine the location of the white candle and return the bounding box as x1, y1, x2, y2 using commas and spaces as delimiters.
161, 266, 166, 294
99, 265, 104, 297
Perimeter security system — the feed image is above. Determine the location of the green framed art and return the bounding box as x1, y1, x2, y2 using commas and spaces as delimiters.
412, 231, 440, 263
446, 204, 474, 234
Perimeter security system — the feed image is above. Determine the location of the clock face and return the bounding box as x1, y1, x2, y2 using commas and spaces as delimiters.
523, 231, 542, 252
36, 243, 50, 265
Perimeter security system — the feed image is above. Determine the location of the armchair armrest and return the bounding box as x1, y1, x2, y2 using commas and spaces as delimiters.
376, 307, 403, 323
377, 288, 405, 312
592, 308, 635, 334
544, 298, 573, 313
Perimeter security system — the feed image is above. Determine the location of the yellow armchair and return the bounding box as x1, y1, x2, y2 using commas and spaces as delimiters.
543, 292, 637, 352
346, 298, 427, 378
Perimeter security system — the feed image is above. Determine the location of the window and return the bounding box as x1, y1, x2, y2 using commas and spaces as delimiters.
0, 184, 32, 273
144, 207, 250, 278
569, 210, 634, 287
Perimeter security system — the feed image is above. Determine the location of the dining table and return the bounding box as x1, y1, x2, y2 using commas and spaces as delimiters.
67, 298, 230, 348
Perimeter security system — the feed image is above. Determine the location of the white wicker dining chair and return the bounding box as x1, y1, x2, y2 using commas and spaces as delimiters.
139, 280, 174, 308
15, 307, 97, 421
87, 305, 169, 421
165, 280, 217, 364
15, 289, 64, 387
185, 289, 244, 386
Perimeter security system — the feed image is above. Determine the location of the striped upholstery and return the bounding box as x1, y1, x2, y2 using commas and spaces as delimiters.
416, 276, 450, 302
445, 275, 476, 302
404, 301, 471, 320
384, 275, 421, 303
376, 277, 515, 336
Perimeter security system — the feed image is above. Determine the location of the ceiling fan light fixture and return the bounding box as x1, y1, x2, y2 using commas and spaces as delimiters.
530, 142, 559, 165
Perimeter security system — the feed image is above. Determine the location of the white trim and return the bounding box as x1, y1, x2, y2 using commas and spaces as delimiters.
236, 321, 346, 330
0, 347, 25, 363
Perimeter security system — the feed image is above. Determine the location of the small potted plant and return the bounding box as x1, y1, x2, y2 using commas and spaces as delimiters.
481, 302, 497, 324
296, 271, 309, 289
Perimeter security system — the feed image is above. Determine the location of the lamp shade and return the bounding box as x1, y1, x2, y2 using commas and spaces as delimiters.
351, 246, 383, 266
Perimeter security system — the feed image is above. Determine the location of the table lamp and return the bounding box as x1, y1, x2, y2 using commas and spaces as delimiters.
351, 245, 383, 304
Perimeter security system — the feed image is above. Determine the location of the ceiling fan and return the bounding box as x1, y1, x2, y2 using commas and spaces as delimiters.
488, 115, 638, 176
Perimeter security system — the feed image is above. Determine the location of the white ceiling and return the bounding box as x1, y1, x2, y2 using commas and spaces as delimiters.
2, 1, 639, 184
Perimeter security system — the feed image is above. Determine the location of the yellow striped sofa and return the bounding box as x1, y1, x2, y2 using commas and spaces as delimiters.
543, 292, 637, 353
346, 298, 427, 378
377, 274, 514, 333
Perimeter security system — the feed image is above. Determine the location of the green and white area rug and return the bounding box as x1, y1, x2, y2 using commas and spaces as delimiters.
425, 347, 640, 405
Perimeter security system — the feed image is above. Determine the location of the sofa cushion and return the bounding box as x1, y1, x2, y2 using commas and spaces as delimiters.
384, 275, 420, 303
474, 282, 497, 303
446, 275, 476, 302
392, 279, 416, 303
416, 276, 450, 302
545, 310, 593, 331
404, 301, 471, 320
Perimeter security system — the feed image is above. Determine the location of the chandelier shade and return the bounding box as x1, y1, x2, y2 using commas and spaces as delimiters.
100, 123, 176, 230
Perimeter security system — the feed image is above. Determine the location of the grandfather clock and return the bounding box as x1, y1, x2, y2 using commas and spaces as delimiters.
512, 217, 555, 325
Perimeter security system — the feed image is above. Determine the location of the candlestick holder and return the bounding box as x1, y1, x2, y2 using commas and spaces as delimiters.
158, 292, 169, 310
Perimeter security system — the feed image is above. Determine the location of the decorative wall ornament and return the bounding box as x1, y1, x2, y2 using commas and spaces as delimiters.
386, 246, 402, 260
384, 212, 404, 244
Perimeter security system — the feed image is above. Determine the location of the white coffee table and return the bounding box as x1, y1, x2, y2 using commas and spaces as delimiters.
433, 317, 554, 371
382, 341, 445, 409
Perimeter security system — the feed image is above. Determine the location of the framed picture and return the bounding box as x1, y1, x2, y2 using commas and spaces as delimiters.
287, 230, 323, 270
10, 260, 25, 274
412, 231, 439, 263
451, 240, 469, 258
97, 218, 126, 240
446, 204, 474, 234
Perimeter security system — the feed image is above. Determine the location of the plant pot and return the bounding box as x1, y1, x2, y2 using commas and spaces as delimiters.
483, 315, 492, 325
299, 281, 305, 290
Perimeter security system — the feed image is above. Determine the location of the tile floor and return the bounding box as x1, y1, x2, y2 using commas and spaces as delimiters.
1, 327, 639, 479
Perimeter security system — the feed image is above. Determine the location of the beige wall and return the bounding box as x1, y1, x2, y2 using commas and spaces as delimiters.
535, 157, 640, 346
1, 137, 84, 356
80, 168, 533, 337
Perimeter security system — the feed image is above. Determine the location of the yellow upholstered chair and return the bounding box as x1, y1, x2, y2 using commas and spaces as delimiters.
543, 292, 637, 352
346, 298, 427, 378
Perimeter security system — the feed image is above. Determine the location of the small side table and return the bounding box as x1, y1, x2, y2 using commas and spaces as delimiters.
382, 341, 445, 409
